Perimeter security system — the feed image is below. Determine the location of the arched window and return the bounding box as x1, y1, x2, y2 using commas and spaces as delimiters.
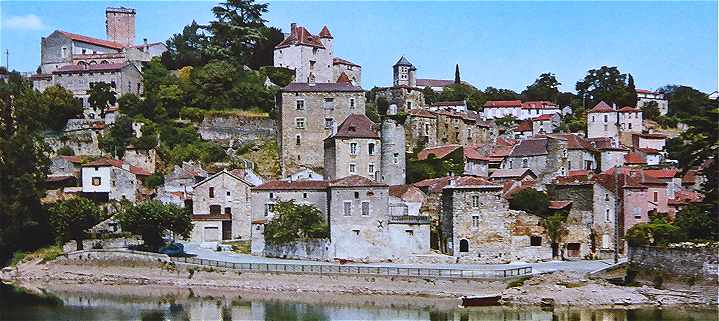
459, 239, 469, 253
100, 60, 109, 64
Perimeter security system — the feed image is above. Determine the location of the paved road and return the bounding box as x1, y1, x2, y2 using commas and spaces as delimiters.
182, 242, 624, 274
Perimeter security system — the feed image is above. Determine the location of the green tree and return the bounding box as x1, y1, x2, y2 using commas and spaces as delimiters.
118, 93, 144, 117
521, 73, 561, 102
494, 115, 518, 128
248, 26, 285, 69
161, 21, 210, 69
375, 97, 389, 116
263, 200, 329, 244
87, 82, 116, 117
659, 85, 712, 119
48, 197, 103, 251
454, 64, 461, 84
674, 204, 718, 241
423, 86, 438, 105
483, 86, 520, 101
641, 101, 661, 121
0, 71, 54, 264
575, 66, 633, 108
205, 0, 269, 64
157, 84, 185, 118
626, 74, 638, 107
116, 200, 192, 251
41, 85, 83, 131
99, 116, 134, 158
509, 188, 549, 217
56, 146, 74, 156
543, 212, 568, 259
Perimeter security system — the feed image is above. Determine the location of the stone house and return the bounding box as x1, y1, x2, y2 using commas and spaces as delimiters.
632, 133, 666, 151
587, 101, 620, 145
637, 89, 668, 116
416, 79, 455, 92
521, 101, 561, 120
191, 170, 254, 243
374, 57, 424, 113
388, 185, 426, 216
121, 146, 156, 173
417, 144, 489, 177
81, 158, 150, 202
406, 109, 438, 150
637, 148, 663, 165
284, 167, 324, 181
324, 114, 381, 181
440, 176, 553, 263
156, 161, 207, 208
483, 100, 522, 120
49, 155, 83, 178
624, 152, 647, 167
489, 168, 537, 183
618, 106, 643, 133
531, 113, 561, 136
274, 23, 360, 84
278, 82, 365, 176
435, 109, 491, 145
546, 182, 596, 259
513, 121, 533, 139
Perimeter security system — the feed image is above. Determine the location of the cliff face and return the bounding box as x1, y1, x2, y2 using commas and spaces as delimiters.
199, 115, 276, 146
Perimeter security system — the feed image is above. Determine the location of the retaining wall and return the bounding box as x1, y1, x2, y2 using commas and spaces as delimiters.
55, 249, 172, 267
198, 115, 275, 145
263, 239, 331, 261
628, 245, 719, 278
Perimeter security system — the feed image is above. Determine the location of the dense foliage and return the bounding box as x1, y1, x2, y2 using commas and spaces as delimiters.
48, 197, 103, 251
575, 66, 637, 108
263, 201, 329, 245
115, 200, 192, 251
406, 147, 464, 183
508, 188, 550, 217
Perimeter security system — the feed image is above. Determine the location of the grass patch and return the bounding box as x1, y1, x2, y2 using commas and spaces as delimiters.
9, 245, 64, 266
506, 276, 531, 289
224, 240, 251, 254
234, 139, 280, 179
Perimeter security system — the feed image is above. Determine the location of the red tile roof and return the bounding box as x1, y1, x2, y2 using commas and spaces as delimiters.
464, 145, 491, 161
408, 109, 436, 118
633, 133, 666, 139
624, 152, 646, 165
58, 30, 125, 49
522, 101, 558, 110
333, 57, 359, 67
417, 145, 461, 160
336, 72, 352, 84
275, 25, 325, 49
587, 101, 615, 113
532, 114, 554, 121
82, 158, 151, 176
508, 138, 548, 157
681, 170, 698, 184
618, 106, 640, 112
60, 155, 84, 164
54, 63, 128, 74
388, 184, 425, 202
318, 25, 333, 39
330, 114, 379, 139
588, 137, 617, 150
328, 175, 387, 188
416, 79, 454, 88
489, 168, 536, 179
282, 82, 363, 92
643, 168, 678, 179
636, 89, 656, 94
515, 121, 533, 133
668, 190, 704, 205
484, 100, 522, 108
443, 176, 500, 189
549, 200, 572, 210
545, 133, 596, 151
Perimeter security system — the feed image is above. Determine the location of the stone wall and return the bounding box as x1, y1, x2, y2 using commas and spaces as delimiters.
629, 245, 719, 278
62, 237, 142, 253
198, 115, 276, 146
263, 239, 331, 261
55, 249, 172, 267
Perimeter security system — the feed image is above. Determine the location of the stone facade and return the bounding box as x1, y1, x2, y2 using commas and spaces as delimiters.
406, 110, 438, 150
106, 7, 136, 46
323, 115, 381, 181
81, 161, 142, 202
278, 83, 366, 176
37, 63, 142, 108
441, 182, 553, 263
191, 171, 253, 242
375, 86, 425, 114
592, 182, 620, 258
587, 102, 620, 144
637, 89, 669, 116
198, 115, 276, 146
629, 245, 719, 278
380, 118, 406, 185
122, 147, 156, 173
392, 56, 417, 87
618, 108, 643, 133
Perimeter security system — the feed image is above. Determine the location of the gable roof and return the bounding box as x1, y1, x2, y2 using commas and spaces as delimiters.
484, 100, 522, 108
275, 25, 325, 49
328, 175, 387, 188
254, 179, 329, 190
533, 114, 554, 121
336, 72, 352, 84
57, 30, 125, 50
508, 138, 548, 157
522, 101, 558, 109
489, 168, 536, 179
282, 82, 364, 93
193, 170, 253, 188
333, 57, 359, 67
545, 133, 596, 151
618, 106, 641, 112
416, 79, 454, 88
388, 184, 426, 202
515, 120, 533, 133
330, 114, 379, 139
318, 25, 333, 39
624, 152, 647, 165
408, 108, 436, 118
82, 158, 150, 176
417, 145, 461, 160
443, 176, 501, 189
587, 101, 615, 113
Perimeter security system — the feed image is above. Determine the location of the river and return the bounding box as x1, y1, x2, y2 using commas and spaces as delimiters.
0, 283, 715, 321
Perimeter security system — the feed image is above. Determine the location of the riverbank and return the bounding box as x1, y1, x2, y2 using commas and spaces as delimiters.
4, 258, 717, 307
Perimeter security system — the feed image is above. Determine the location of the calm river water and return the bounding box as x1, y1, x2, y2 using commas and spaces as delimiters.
0, 283, 716, 321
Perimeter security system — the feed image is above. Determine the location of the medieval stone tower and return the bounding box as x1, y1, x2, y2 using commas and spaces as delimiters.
380, 105, 406, 185
393, 56, 416, 87
106, 7, 136, 46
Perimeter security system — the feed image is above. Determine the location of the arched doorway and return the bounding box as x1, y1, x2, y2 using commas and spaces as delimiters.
459, 239, 469, 252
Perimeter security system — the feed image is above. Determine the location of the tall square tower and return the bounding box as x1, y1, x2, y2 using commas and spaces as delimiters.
106, 7, 136, 46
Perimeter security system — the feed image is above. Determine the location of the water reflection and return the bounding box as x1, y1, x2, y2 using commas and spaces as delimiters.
0, 284, 715, 321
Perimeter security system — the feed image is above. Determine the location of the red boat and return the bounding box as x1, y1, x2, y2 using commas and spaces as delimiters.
460, 295, 502, 307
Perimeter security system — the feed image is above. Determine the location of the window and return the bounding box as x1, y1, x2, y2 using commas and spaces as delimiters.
530, 236, 542, 246
568, 161, 572, 170
393, 153, 399, 164
296, 100, 305, 110
264, 203, 275, 216
61, 46, 68, 58
405, 229, 414, 235
406, 101, 412, 109
343, 201, 352, 216
325, 118, 334, 129
604, 124, 608, 131
323, 98, 335, 110
309, 60, 316, 70
349, 163, 357, 173
560, 167, 566, 176
604, 115, 608, 122
605, 209, 611, 222
295, 134, 301, 145
361, 201, 370, 216
295, 118, 305, 129
471, 195, 480, 207
354, 191, 360, 199
605, 193, 609, 201
472, 215, 479, 227
226, 191, 231, 196
633, 208, 641, 219
210, 205, 221, 214
459, 239, 469, 253
209, 187, 215, 198
269, 192, 274, 199
350, 142, 358, 155
424, 123, 430, 135
368, 163, 375, 174
522, 158, 528, 168
368, 143, 375, 155
653, 191, 658, 202
628, 123, 632, 130
350, 98, 355, 109
92, 177, 101, 186
602, 234, 610, 249
592, 116, 595, 122
224, 207, 232, 215
352, 229, 360, 236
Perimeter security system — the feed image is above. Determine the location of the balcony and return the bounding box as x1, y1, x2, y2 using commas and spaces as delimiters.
388, 215, 431, 225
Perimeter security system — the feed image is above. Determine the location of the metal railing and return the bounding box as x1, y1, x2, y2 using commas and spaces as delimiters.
171, 256, 532, 279
388, 215, 431, 225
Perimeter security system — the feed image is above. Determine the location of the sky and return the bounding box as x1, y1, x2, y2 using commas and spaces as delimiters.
1, 1, 717, 93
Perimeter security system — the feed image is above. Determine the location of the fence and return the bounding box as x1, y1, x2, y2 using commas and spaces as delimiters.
171, 256, 532, 279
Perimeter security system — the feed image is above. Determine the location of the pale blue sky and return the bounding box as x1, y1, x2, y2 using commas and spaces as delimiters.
1, 1, 717, 93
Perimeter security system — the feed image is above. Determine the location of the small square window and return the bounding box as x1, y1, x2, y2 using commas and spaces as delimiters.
296, 100, 305, 110
354, 192, 360, 199
344, 202, 352, 216
405, 229, 414, 236
352, 229, 360, 236
361, 201, 370, 216
530, 236, 542, 246
303, 192, 308, 199
349, 163, 357, 173
92, 177, 101, 186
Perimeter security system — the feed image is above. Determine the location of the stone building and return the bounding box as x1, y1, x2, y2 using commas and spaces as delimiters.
156, 161, 207, 208
531, 113, 561, 136
105, 7, 136, 46
430, 100, 467, 112
393, 56, 417, 87
618, 106, 643, 133
274, 23, 361, 84
637, 89, 668, 116
191, 170, 254, 243
375, 57, 425, 113
435, 109, 492, 145
277, 82, 365, 176
587, 101, 620, 144
483, 100, 522, 120
81, 158, 150, 203
632, 133, 666, 151
406, 109, 438, 150
380, 117, 407, 185
546, 181, 595, 259
521, 101, 561, 120
440, 176, 552, 263
122, 146, 156, 173
324, 114, 381, 181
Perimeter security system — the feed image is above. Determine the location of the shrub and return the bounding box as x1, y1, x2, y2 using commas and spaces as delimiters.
264, 201, 329, 245
56, 146, 74, 156
509, 188, 549, 217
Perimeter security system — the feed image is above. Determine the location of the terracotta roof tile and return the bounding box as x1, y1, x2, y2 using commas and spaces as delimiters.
643, 168, 678, 179
545, 133, 596, 151
618, 106, 641, 112
416, 79, 454, 88
275, 25, 325, 49
417, 145, 461, 160
522, 101, 558, 110
58, 30, 125, 49
408, 109, 436, 118
587, 101, 615, 113
624, 152, 646, 164
329, 175, 387, 187
318, 25, 333, 39
82, 158, 151, 176
330, 114, 379, 139
443, 176, 500, 189
333, 57, 359, 67
515, 121, 533, 132
254, 180, 329, 190
484, 100, 522, 107
489, 168, 536, 179
508, 138, 548, 157
54, 63, 128, 74
533, 114, 554, 121
549, 200, 572, 210
336, 72, 352, 84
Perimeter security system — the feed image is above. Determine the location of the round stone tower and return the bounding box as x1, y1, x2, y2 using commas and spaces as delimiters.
380, 117, 406, 186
